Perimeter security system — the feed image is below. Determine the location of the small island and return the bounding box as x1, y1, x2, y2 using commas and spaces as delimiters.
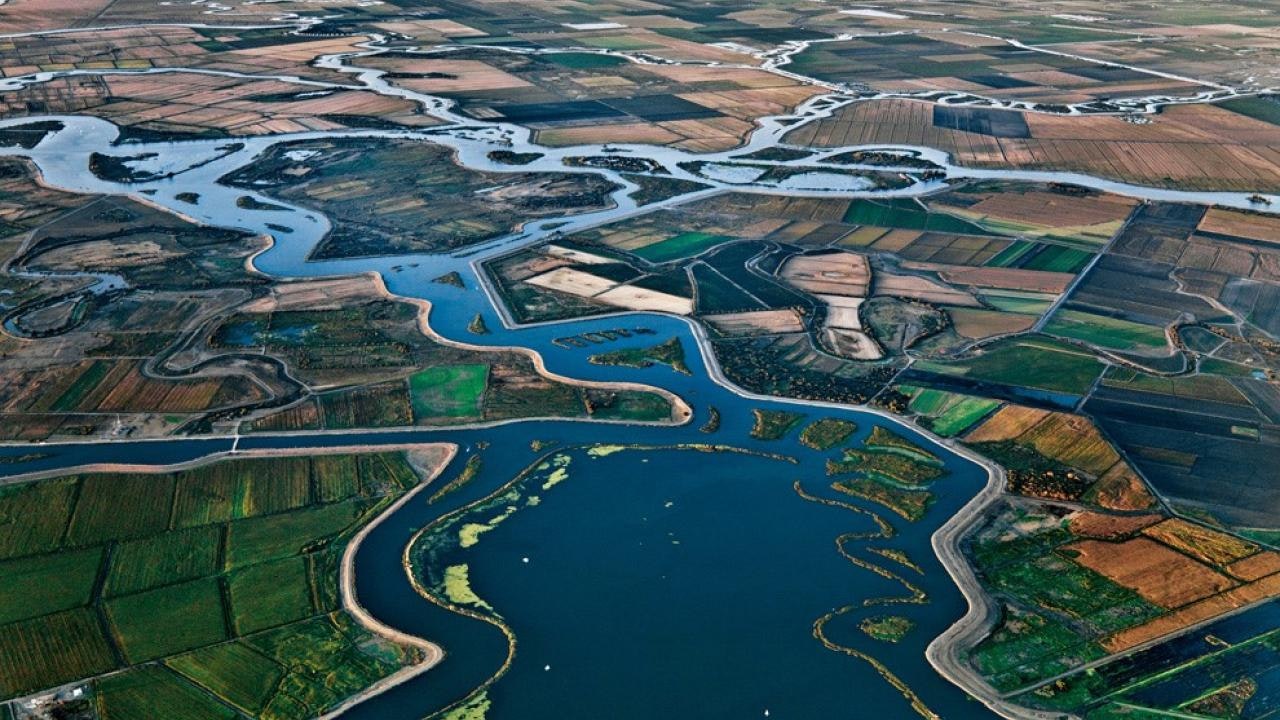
588, 337, 690, 375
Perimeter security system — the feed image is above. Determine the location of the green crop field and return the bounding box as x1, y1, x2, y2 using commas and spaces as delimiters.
409, 363, 489, 421
49, 360, 111, 412
66, 472, 174, 546
1021, 245, 1092, 273
843, 199, 995, 235
313, 454, 361, 503
170, 456, 311, 528
0, 547, 102, 624
0, 608, 118, 697
1043, 309, 1168, 352
104, 525, 222, 597
0, 478, 78, 559
0, 450, 427, 713
905, 388, 1000, 437
915, 337, 1105, 395
986, 240, 1036, 268
633, 231, 733, 263
106, 577, 229, 663
545, 52, 629, 69
226, 499, 372, 568
229, 556, 314, 634
168, 642, 283, 715
96, 666, 238, 720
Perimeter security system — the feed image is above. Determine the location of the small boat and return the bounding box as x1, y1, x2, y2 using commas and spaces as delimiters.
1249, 194, 1272, 205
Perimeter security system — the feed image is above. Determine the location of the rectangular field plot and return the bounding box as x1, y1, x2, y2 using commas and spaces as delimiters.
409, 363, 489, 421
0, 608, 118, 698
105, 577, 230, 663
0, 547, 103, 624
96, 666, 238, 720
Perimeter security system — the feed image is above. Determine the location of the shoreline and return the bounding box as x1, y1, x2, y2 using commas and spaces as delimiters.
319, 442, 458, 720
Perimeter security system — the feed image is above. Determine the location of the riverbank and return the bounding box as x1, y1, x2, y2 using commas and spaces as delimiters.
321, 443, 458, 720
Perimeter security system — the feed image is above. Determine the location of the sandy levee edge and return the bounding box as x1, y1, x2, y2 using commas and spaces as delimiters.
318, 441, 458, 720
922, 446, 1071, 720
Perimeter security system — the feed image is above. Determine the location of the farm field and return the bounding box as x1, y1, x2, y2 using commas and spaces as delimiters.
0, 447, 448, 714
788, 99, 1280, 192
362, 47, 823, 152
788, 31, 1204, 106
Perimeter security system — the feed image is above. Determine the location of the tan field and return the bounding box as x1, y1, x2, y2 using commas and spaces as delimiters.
704, 309, 806, 336
948, 308, 1036, 340
595, 285, 693, 315
526, 267, 620, 298
242, 276, 386, 313
964, 404, 1051, 441
780, 251, 871, 298
1141, 519, 1260, 567
1227, 552, 1280, 582
874, 272, 981, 307
1198, 208, 1280, 246
1104, 573, 1280, 652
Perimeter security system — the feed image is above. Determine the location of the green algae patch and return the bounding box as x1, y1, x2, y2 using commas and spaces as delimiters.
542, 468, 569, 490
587, 444, 628, 457
443, 564, 492, 611
860, 615, 915, 643
539, 454, 573, 490
458, 506, 519, 548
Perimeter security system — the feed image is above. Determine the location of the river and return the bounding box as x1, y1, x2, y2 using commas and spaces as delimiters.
0, 50, 1274, 718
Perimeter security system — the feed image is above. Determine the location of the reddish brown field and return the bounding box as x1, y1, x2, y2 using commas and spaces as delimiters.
1227, 552, 1280, 582
1067, 511, 1163, 540
1104, 573, 1280, 652
1066, 537, 1237, 609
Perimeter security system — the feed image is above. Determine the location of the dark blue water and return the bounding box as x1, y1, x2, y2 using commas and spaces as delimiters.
0, 396, 994, 720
